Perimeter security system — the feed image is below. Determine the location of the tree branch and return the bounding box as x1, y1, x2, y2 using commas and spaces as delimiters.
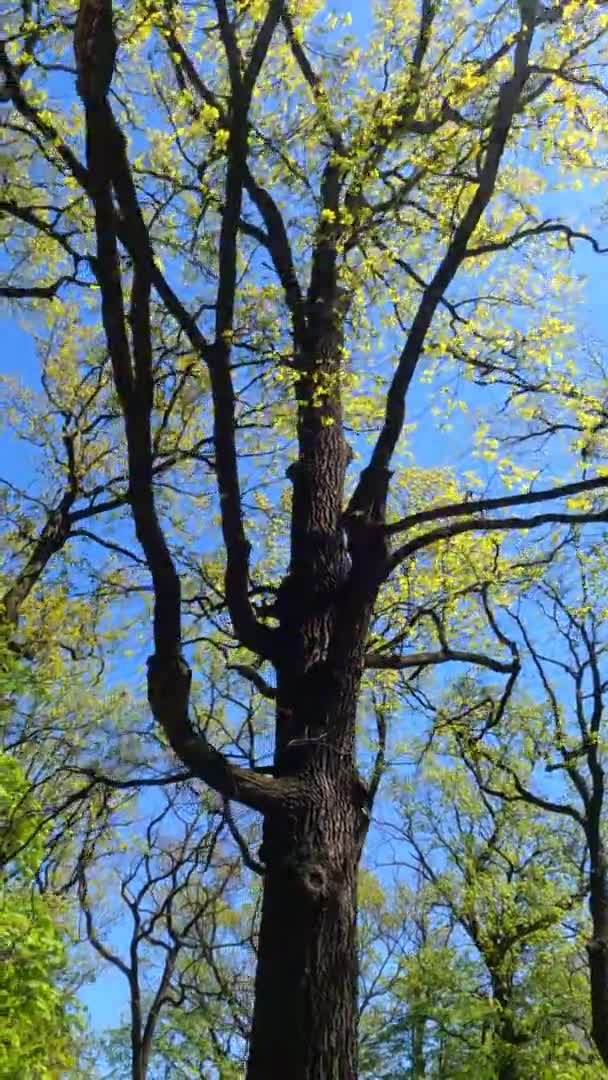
147, 654, 293, 813
71, 6, 285, 814
349, 4, 538, 510
367, 693, 387, 811
364, 648, 516, 675
474, 760, 585, 826
222, 798, 265, 875
388, 506, 608, 573
386, 474, 608, 535
465, 219, 608, 258
207, 1, 285, 656
0, 277, 76, 299
227, 664, 277, 700
2, 435, 79, 624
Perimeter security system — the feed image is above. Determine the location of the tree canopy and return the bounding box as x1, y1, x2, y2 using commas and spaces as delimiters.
2, 0, 608, 1077
0, 643, 85, 1078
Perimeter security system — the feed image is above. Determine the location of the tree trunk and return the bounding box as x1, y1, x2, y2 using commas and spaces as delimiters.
495, 1013, 520, 1080
245, 526, 374, 1078
132, 1050, 148, 1080
247, 741, 362, 1080
588, 834, 608, 1067
411, 1015, 426, 1078
245, 295, 383, 1077
131, 991, 145, 1080
132, 1034, 149, 1080
496, 1049, 519, 1080
490, 970, 521, 1080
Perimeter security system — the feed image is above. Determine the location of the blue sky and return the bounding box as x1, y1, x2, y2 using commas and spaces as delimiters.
3, 2, 608, 1071
2, 216, 607, 1077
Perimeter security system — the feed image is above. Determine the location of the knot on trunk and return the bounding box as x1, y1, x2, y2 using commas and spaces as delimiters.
261, 790, 359, 907
283, 852, 344, 906
300, 862, 329, 900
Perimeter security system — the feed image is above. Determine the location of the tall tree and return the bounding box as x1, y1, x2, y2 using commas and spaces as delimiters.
385, 755, 598, 1079
0, 640, 87, 1078
79, 788, 255, 1080
3, 1, 608, 1075
448, 543, 608, 1069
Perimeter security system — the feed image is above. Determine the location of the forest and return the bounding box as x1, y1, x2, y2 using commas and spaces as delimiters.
2, 0, 608, 1077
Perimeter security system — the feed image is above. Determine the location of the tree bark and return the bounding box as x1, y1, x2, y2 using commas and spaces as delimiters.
411, 1015, 427, 1078
132, 1046, 149, 1080
247, 741, 362, 1080
246, 303, 376, 1076
130, 981, 149, 1080
245, 553, 375, 1080
587, 832, 608, 1067
490, 969, 522, 1080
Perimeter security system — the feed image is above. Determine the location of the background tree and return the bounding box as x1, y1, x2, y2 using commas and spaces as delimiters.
79, 788, 256, 1080
382, 752, 597, 1079
443, 542, 608, 1068
0, 639, 88, 1078
3, 0, 608, 1076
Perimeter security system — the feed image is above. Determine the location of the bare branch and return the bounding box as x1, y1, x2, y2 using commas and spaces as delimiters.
386, 474, 608, 536
388, 505, 608, 573
350, 6, 538, 507
365, 648, 516, 675
228, 664, 277, 700
367, 692, 387, 810
68, 767, 194, 789
223, 798, 265, 875
466, 219, 608, 258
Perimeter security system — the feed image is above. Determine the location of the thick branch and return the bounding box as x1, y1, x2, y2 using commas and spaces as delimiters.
208, 4, 285, 655
243, 165, 306, 344
73, 7, 282, 812
386, 474, 608, 535
0, 277, 76, 299
388, 506, 608, 573
147, 654, 292, 813
349, 5, 538, 509
364, 649, 516, 675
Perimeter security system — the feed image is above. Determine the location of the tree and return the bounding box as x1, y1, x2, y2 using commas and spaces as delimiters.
448, 543, 608, 1069
358, 878, 596, 1080
2, 0, 608, 1075
79, 788, 256, 1080
381, 754, 599, 1079
0, 645, 86, 1078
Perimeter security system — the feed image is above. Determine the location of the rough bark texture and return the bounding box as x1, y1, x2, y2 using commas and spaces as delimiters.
248, 744, 361, 1080
588, 831, 608, 1067
245, 295, 374, 1076
491, 972, 521, 1080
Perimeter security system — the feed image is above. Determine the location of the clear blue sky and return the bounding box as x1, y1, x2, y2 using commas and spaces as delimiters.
2, 2, 608, 1069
